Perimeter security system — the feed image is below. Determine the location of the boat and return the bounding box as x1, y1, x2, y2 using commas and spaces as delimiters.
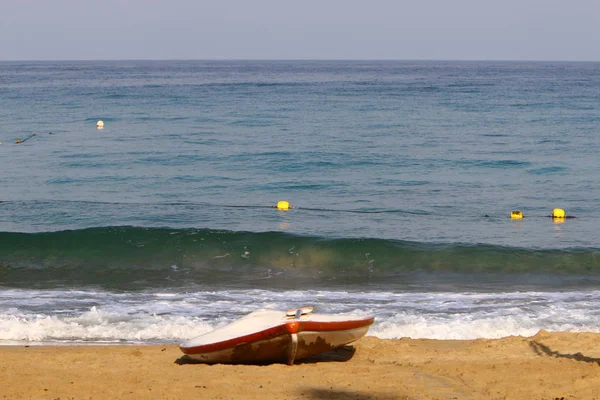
179, 307, 374, 364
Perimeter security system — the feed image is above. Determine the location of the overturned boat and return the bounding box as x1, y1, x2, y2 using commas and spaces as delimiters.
179, 307, 374, 364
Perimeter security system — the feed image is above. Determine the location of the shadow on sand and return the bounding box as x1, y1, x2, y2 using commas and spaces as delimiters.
175, 345, 356, 365
302, 388, 404, 400
529, 340, 600, 365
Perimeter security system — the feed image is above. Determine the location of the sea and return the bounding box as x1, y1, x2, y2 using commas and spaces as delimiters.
1, 60, 600, 345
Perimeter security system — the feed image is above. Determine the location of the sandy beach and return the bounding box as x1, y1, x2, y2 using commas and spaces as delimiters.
2, 331, 600, 400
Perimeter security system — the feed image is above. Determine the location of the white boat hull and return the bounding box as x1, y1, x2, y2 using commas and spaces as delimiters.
180, 309, 374, 364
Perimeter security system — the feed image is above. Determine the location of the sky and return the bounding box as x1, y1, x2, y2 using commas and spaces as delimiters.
1, 0, 599, 61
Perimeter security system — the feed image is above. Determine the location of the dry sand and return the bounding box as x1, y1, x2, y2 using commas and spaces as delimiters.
2, 330, 600, 399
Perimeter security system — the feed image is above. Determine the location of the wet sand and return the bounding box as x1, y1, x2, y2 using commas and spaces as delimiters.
2, 330, 600, 399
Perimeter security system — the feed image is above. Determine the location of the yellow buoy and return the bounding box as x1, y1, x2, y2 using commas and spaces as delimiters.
510, 210, 523, 219
277, 200, 290, 211
552, 208, 565, 219
96, 120, 104, 129
15, 139, 22, 144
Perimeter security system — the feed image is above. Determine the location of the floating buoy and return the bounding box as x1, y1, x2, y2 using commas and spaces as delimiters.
277, 200, 290, 211
0, 142, 3, 145
552, 208, 565, 219
15, 133, 35, 144
510, 210, 523, 219
96, 120, 104, 129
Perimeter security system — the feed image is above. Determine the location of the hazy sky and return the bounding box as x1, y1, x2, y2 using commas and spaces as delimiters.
1, 0, 599, 61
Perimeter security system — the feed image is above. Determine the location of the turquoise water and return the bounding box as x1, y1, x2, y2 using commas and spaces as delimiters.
1, 60, 600, 343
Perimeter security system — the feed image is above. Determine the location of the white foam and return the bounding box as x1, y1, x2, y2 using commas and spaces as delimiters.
2, 288, 600, 344
0, 307, 213, 343
371, 316, 600, 340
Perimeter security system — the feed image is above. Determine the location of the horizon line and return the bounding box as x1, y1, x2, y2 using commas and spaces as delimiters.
1, 58, 600, 63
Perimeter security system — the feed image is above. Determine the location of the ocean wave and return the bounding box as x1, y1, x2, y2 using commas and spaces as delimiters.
1, 227, 600, 289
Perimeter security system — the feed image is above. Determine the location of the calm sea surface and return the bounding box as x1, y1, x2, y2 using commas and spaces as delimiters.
1, 60, 600, 344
